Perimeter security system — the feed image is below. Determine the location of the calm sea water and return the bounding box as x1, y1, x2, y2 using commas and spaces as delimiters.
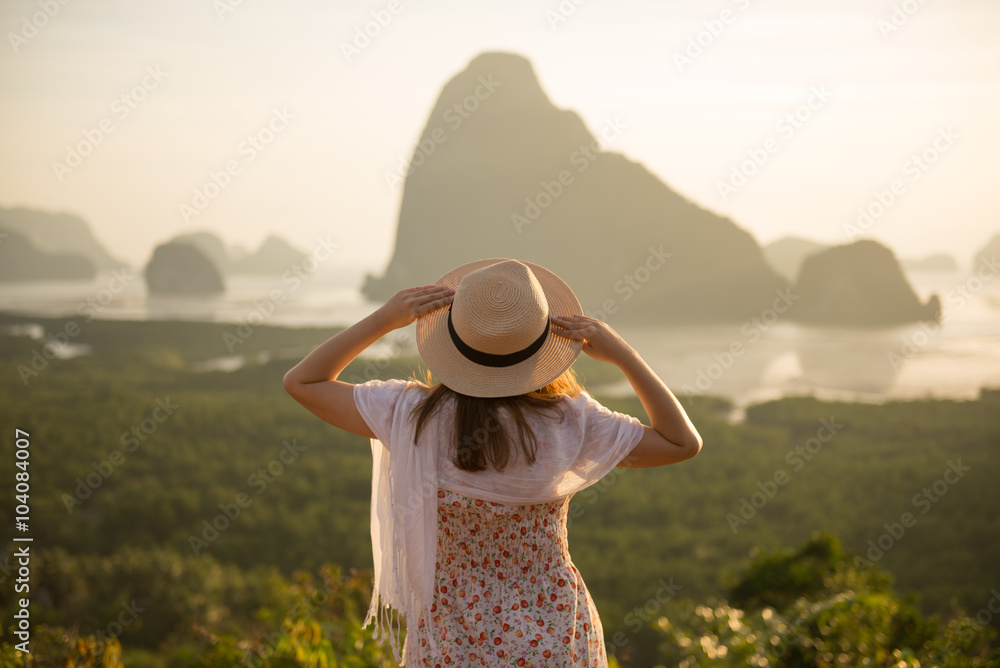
2, 267, 998, 409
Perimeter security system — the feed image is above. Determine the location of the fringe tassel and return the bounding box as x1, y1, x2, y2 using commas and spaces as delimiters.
363, 584, 440, 665
363, 419, 441, 665
363, 590, 405, 664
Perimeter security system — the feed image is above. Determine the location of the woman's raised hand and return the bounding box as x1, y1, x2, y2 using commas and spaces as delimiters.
550, 314, 635, 366
376, 285, 455, 331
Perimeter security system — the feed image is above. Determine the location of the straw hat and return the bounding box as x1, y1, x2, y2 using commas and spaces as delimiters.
416, 258, 583, 398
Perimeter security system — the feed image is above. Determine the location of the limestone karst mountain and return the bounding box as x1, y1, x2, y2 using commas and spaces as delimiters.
973, 233, 1000, 274
0, 206, 123, 274
792, 240, 940, 326
900, 253, 958, 273
156, 230, 307, 277
763, 236, 831, 282
145, 242, 225, 294
230, 234, 307, 274
141, 231, 310, 293
362, 52, 789, 323
171, 231, 230, 276
0, 227, 97, 281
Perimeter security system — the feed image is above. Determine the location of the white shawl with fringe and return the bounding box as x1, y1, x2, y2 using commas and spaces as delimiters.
353, 379, 646, 665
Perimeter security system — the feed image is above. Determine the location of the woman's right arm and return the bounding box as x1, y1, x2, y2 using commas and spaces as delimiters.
551, 315, 703, 468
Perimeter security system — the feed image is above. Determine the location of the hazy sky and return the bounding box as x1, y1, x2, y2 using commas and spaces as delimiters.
1, 0, 998, 274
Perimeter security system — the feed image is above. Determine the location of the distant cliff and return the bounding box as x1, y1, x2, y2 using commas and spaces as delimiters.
231, 235, 306, 274
764, 236, 831, 282
791, 240, 940, 326
0, 228, 96, 281
973, 234, 1000, 273
0, 206, 123, 272
362, 52, 789, 323
900, 253, 958, 273
145, 242, 224, 294
141, 231, 308, 293
170, 232, 231, 275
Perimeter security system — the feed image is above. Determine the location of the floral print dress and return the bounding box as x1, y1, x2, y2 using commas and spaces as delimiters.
352, 379, 645, 668
410, 488, 607, 667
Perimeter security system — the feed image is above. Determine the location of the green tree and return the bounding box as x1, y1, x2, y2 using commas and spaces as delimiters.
653, 533, 999, 667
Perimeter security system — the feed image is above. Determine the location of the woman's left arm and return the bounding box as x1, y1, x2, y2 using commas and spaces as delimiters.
282, 285, 454, 437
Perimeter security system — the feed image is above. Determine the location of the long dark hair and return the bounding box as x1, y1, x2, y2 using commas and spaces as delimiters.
409, 368, 583, 472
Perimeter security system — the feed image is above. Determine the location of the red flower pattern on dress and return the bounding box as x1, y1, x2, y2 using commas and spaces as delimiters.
411, 489, 608, 667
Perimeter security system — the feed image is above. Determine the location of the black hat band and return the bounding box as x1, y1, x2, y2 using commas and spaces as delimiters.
446, 304, 550, 368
